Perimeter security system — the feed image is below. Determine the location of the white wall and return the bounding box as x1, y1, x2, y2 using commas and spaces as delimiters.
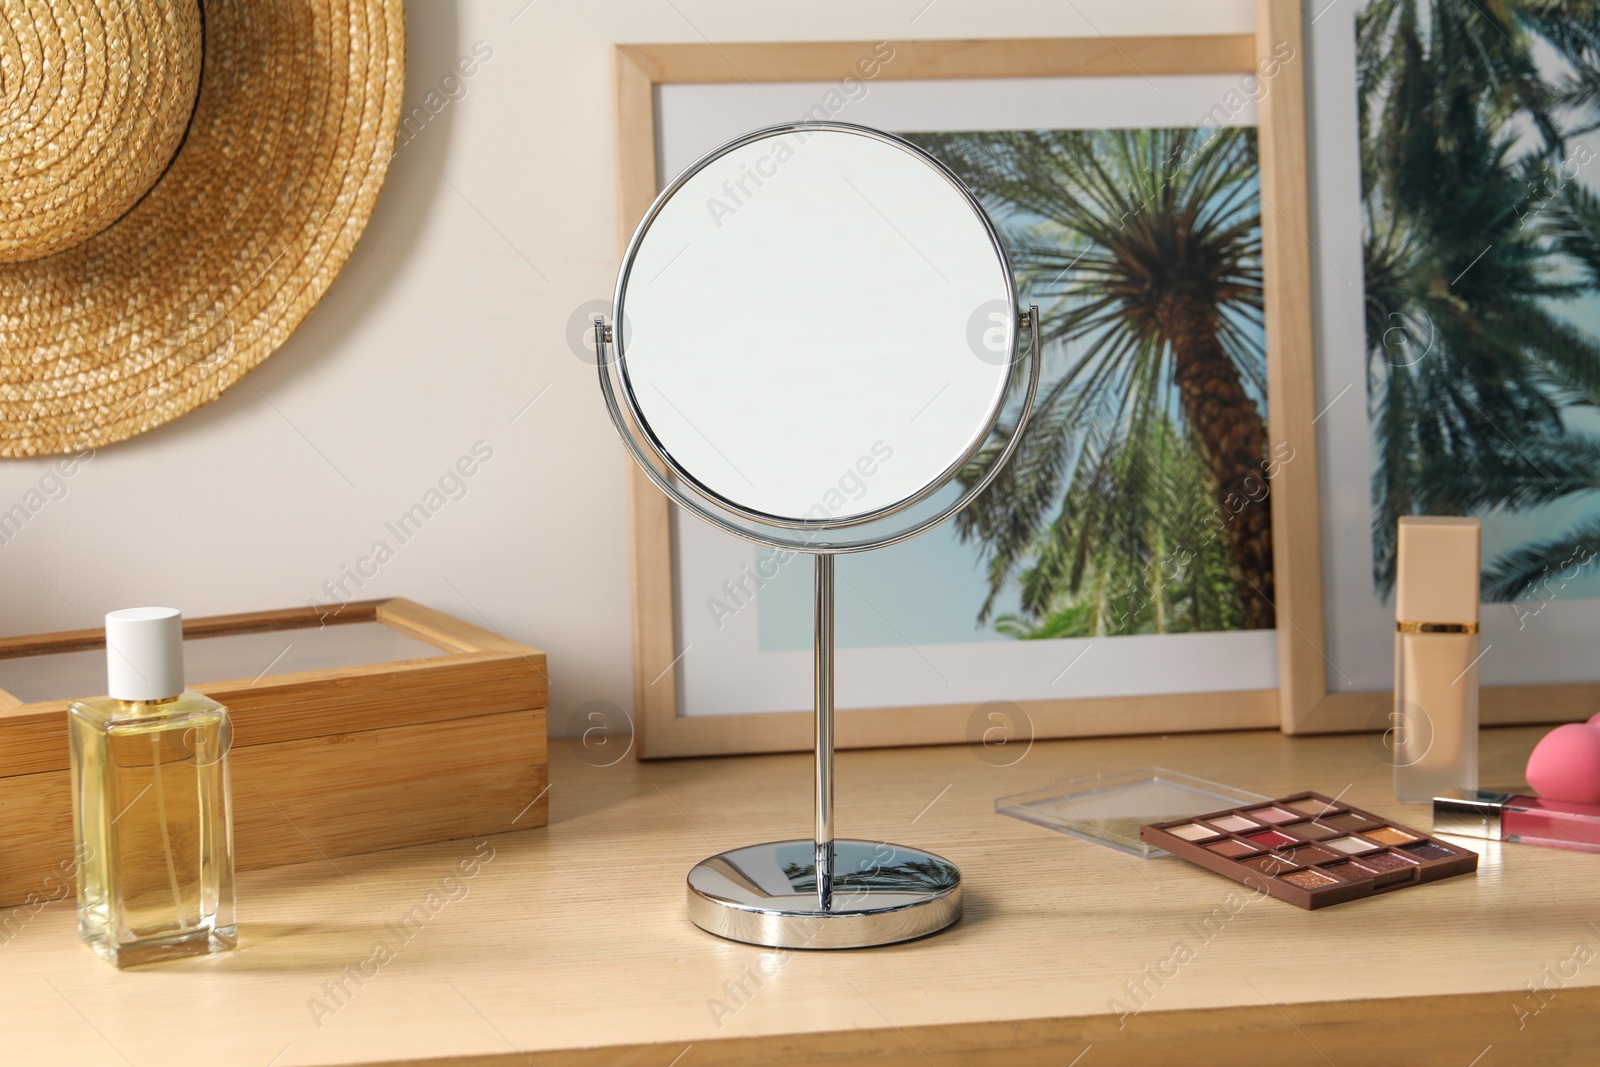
4, 0, 1335, 738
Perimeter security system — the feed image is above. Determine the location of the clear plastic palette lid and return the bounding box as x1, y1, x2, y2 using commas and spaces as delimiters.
996, 767, 1269, 858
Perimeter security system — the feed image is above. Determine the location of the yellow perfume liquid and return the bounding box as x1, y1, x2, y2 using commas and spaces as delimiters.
69, 690, 236, 967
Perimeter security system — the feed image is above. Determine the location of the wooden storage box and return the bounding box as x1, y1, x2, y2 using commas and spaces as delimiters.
0, 598, 547, 910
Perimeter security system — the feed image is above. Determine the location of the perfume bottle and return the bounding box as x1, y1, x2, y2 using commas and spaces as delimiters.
69, 607, 236, 967
1393, 517, 1481, 804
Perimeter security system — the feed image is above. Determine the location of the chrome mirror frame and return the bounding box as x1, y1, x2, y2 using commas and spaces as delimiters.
592, 121, 1042, 948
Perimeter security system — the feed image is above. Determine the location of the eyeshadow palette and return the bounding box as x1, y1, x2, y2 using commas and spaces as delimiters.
1140, 791, 1477, 910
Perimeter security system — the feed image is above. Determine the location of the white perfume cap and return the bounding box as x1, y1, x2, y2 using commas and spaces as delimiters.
105, 607, 185, 701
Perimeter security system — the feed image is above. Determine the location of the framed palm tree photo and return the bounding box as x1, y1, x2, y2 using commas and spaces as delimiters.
1294, 0, 1600, 733
612, 5, 1326, 757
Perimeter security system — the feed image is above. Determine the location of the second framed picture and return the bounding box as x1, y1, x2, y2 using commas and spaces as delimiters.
613, 10, 1323, 757
1287, 0, 1600, 734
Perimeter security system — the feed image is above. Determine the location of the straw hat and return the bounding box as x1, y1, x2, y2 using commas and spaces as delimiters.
0, 0, 405, 457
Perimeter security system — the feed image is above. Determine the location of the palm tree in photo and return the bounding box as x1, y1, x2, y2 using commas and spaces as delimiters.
991, 411, 1246, 638
1358, 0, 1600, 595
1357, 0, 1585, 187
1480, 178, 1600, 600
1361, 128, 1600, 592
911, 127, 1274, 630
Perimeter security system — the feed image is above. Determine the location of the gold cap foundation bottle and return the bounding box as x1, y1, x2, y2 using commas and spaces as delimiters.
1393, 517, 1481, 804
68, 608, 236, 967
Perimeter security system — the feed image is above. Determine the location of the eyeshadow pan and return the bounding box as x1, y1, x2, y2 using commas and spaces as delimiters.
1327, 836, 1381, 855
1207, 814, 1260, 833
1281, 868, 1337, 889
1207, 839, 1256, 858
1402, 841, 1457, 860
1245, 807, 1300, 825
1167, 823, 1218, 842
1293, 822, 1340, 841
1323, 861, 1378, 882
1366, 850, 1419, 870
1282, 845, 1338, 865
1325, 813, 1372, 831
1241, 854, 1297, 875
1285, 800, 1339, 818
1364, 826, 1416, 846
1245, 830, 1295, 848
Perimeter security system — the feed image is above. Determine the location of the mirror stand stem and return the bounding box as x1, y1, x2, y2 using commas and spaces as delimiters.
813, 552, 835, 913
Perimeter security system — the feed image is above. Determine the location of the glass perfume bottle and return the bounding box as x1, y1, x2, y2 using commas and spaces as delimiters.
68, 607, 236, 967
1393, 517, 1481, 804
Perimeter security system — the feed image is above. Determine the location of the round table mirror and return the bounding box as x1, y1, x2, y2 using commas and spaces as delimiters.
595, 122, 1041, 948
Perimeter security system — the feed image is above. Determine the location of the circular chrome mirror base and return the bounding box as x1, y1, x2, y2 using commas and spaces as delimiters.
686, 839, 962, 949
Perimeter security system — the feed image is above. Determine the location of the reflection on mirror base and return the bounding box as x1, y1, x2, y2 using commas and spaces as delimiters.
686, 839, 962, 949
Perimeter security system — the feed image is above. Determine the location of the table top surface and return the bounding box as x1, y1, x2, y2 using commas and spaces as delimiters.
6, 725, 1598, 1066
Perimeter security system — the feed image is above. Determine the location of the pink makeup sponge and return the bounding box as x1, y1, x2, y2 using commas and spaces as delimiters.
1526, 722, 1600, 805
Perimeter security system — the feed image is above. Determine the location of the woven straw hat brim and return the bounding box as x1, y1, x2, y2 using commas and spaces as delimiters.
0, 1, 405, 457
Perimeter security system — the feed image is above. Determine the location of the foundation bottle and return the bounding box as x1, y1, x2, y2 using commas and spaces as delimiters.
1393, 517, 1481, 804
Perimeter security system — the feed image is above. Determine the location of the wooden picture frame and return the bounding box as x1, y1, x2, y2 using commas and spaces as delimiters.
1278, 7, 1600, 736
0, 598, 548, 908
614, 1, 1322, 757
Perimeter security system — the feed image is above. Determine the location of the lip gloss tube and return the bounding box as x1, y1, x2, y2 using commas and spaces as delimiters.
1393, 517, 1481, 804
1434, 791, 1600, 853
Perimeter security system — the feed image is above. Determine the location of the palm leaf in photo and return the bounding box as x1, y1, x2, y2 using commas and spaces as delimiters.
1550, 178, 1600, 291
1482, 515, 1600, 603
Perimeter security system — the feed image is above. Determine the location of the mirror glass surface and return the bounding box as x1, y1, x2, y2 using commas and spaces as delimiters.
617, 126, 1014, 525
